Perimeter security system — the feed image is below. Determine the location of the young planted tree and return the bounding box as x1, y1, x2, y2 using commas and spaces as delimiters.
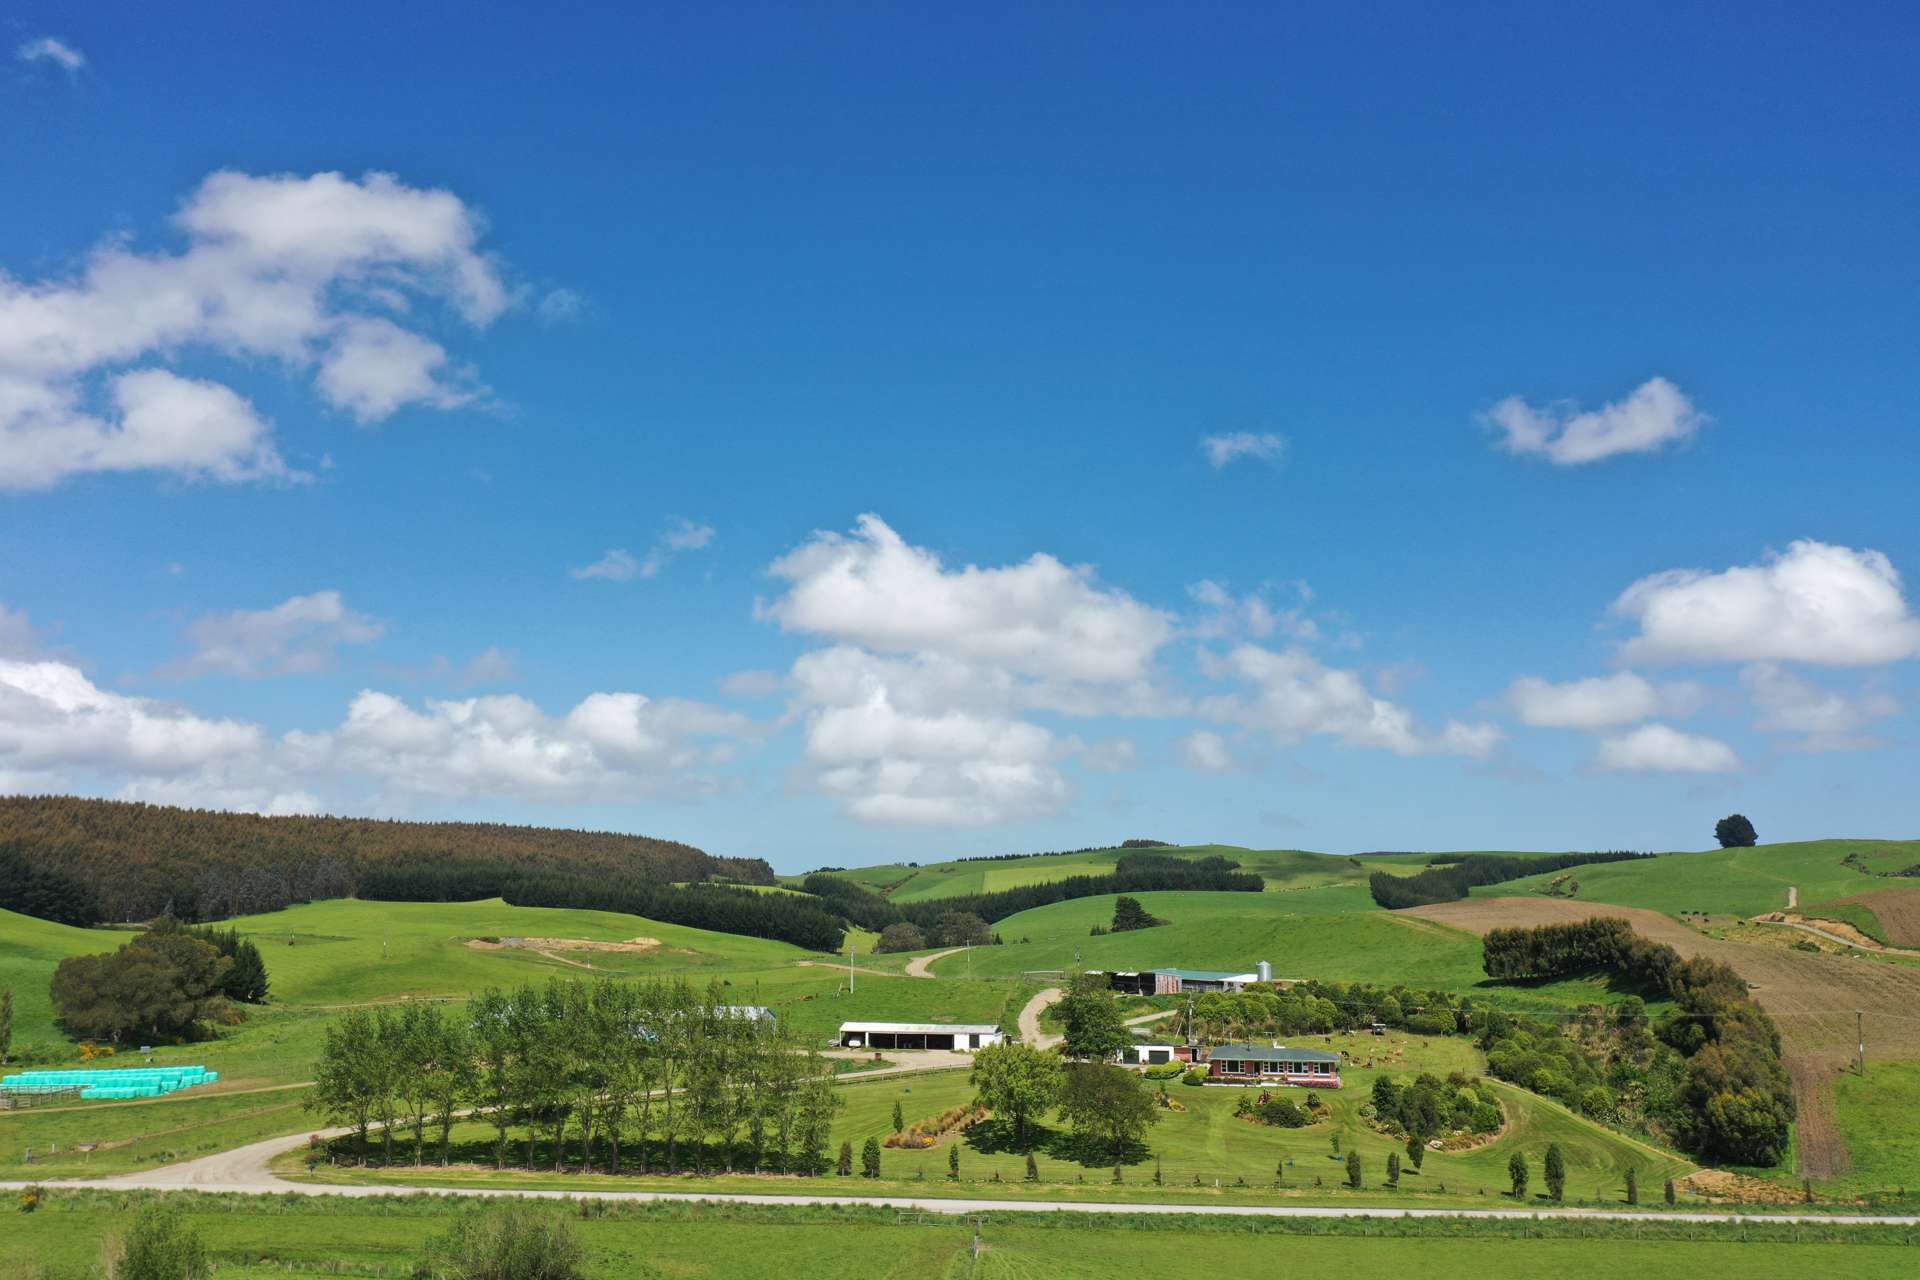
969, 1042, 1064, 1148
948, 1143, 961, 1180
861, 1136, 882, 1178
1025, 1152, 1039, 1182
892, 1100, 905, 1134
424, 1203, 587, 1280
1543, 1142, 1566, 1202
1625, 1165, 1639, 1205
1387, 1151, 1401, 1186
1345, 1150, 1362, 1189
837, 1141, 854, 1176
1664, 1177, 1677, 1206
110, 1204, 209, 1280
1509, 1151, 1530, 1199
1405, 1134, 1425, 1172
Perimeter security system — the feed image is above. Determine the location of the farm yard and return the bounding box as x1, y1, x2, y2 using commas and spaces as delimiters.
9, 826, 1920, 1271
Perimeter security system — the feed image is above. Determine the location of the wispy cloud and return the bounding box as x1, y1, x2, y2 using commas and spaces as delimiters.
1201, 432, 1288, 469
1485, 376, 1703, 465
18, 37, 85, 73
572, 518, 716, 583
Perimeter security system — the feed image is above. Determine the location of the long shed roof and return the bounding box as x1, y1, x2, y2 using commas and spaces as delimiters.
839, 1022, 1001, 1035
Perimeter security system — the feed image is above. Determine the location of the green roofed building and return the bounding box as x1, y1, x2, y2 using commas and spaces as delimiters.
1101, 966, 1261, 996
1204, 1042, 1344, 1088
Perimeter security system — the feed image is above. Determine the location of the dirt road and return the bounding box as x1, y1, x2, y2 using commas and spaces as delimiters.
1018, 988, 1064, 1048
905, 947, 966, 978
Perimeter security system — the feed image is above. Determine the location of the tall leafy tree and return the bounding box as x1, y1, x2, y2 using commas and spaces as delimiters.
1056, 973, 1130, 1061
49, 932, 231, 1043
1508, 1151, 1529, 1199
1714, 814, 1758, 848
969, 1043, 1064, 1148
1057, 1063, 1161, 1163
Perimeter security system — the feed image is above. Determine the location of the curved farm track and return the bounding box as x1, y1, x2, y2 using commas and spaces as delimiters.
1406, 897, 1920, 1180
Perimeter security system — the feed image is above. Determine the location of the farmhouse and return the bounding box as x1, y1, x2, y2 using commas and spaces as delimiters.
1204, 1041, 1343, 1087
1101, 966, 1262, 995
838, 1021, 1004, 1051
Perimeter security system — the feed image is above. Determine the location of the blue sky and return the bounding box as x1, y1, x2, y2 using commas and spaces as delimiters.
3, 3, 1917, 870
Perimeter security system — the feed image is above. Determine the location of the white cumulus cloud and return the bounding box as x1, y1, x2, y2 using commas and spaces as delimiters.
765, 514, 1171, 684
1614, 540, 1920, 667
166, 590, 385, 678
1595, 723, 1740, 773
1200, 644, 1501, 759
0, 658, 261, 776
1504, 671, 1704, 729
571, 549, 640, 582
0, 169, 509, 490
1486, 376, 1703, 465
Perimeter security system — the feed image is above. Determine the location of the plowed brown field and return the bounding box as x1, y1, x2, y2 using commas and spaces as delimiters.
1819, 887, 1920, 947
1407, 896, 1920, 1179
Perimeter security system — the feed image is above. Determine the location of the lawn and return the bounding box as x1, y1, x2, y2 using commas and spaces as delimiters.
291, 1032, 1693, 1207
8, 1193, 1916, 1280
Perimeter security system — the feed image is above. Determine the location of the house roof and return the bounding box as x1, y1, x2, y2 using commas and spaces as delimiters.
1209, 1042, 1342, 1064
839, 1022, 1001, 1035
1159, 968, 1258, 982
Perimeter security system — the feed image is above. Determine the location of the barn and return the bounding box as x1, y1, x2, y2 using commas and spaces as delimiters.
838, 1022, 1004, 1051
1101, 966, 1261, 996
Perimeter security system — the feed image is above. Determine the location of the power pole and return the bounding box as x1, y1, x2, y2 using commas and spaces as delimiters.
848, 938, 856, 994
1857, 1009, 1866, 1075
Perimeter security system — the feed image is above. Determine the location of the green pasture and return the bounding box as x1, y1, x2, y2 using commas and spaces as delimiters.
1804, 1062, 1920, 1199
293, 1031, 1691, 1206
1491, 841, 1920, 919
7, 1193, 1916, 1280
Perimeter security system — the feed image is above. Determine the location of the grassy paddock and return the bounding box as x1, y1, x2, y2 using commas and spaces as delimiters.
287, 1039, 1694, 1208
5, 1190, 1920, 1280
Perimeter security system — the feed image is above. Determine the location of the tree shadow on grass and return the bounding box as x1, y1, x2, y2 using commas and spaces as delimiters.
965, 1117, 1057, 1156
1038, 1129, 1153, 1168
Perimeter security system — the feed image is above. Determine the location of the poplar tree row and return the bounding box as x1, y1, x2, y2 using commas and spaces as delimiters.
310, 977, 842, 1175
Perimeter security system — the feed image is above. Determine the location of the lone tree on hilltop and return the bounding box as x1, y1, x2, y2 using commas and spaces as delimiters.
1715, 814, 1758, 848
1110, 896, 1167, 932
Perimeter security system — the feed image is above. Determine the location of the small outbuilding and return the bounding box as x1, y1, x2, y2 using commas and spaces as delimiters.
838, 1022, 1004, 1051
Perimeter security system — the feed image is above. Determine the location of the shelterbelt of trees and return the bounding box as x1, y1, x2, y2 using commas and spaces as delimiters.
362, 863, 848, 952
1368, 850, 1649, 909
0, 796, 770, 924
310, 978, 843, 1175
1482, 917, 1794, 1166
802, 851, 1263, 933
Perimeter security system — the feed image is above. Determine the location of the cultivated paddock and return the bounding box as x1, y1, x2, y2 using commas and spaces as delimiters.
1819, 888, 1920, 948
1406, 897, 1920, 1180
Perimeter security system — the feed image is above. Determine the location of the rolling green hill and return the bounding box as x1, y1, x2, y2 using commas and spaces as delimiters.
1487, 840, 1920, 918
